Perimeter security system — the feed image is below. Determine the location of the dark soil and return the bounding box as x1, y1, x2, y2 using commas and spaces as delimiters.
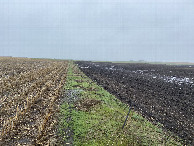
75, 98, 101, 112
76, 61, 194, 145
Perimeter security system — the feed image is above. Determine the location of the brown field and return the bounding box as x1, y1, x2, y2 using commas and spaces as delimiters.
0, 57, 68, 145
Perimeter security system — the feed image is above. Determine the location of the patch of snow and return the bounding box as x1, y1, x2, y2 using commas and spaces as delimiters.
80, 66, 89, 69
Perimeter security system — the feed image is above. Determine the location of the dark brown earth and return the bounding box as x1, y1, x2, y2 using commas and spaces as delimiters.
75, 98, 101, 112
76, 61, 194, 145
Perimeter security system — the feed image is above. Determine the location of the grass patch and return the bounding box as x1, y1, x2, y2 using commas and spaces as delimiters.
59, 61, 182, 145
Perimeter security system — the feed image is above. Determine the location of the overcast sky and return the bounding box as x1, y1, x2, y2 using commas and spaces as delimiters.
0, 0, 194, 62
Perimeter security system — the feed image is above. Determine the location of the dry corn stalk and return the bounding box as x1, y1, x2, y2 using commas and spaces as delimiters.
0, 58, 68, 145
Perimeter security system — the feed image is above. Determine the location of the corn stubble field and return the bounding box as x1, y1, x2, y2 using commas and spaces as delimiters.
0, 57, 68, 145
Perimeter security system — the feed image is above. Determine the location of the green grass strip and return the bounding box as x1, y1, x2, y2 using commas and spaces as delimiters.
59, 61, 182, 146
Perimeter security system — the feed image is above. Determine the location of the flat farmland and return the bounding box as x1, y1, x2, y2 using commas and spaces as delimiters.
0, 57, 68, 145
77, 61, 194, 145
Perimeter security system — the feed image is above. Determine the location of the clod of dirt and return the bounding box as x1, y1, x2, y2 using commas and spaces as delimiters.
75, 99, 101, 111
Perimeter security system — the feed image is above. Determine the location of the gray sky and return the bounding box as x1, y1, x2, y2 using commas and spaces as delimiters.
0, 0, 194, 62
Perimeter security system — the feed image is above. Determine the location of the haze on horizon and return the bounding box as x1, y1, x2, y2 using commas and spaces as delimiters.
0, 0, 194, 62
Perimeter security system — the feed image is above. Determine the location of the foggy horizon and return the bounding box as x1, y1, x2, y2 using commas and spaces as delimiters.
0, 0, 194, 63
